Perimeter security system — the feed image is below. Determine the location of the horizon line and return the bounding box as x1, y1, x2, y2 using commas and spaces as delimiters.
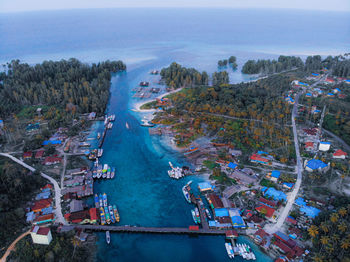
1, 6, 350, 14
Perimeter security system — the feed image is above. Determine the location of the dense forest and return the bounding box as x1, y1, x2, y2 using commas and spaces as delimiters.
0, 157, 46, 256
242, 55, 303, 74
160, 74, 294, 158
308, 201, 350, 261
0, 59, 126, 117
160, 62, 209, 89
212, 71, 229, 86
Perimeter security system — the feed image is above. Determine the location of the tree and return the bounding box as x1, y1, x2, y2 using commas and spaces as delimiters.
308, 225, 319, 238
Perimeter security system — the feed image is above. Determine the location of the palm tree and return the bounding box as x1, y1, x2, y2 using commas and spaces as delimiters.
339, 207, 347, 217
332, 234, 340, 243
308, 225, 319, 238
338, 222, 347, 233
313, 253, 325, 262
330, 213, 339, 223
320, 222, 329, 233
320, 236, 330, 245
341, 239, 350, 250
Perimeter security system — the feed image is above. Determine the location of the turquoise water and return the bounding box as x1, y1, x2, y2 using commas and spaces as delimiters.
1, 8, 349, 261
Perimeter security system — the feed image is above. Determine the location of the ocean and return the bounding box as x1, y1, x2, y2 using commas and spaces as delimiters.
1, 8, 349, 262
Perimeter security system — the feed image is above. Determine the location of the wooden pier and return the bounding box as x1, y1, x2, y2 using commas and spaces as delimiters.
63, 225, 226, 235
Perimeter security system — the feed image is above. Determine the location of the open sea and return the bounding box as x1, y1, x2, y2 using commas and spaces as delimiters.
1, 8, 349, 262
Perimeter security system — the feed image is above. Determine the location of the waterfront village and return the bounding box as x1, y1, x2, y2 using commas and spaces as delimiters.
1, 66, 350, 262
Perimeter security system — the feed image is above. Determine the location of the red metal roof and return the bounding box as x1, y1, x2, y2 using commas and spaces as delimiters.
256, 204, 275, 218
333, 149, 347, 157
89, 208, 97, 221
43, 156, 62, 165
37, 227, 50, 235
259, 197, 277, 207
305, 142, 314, 148
23, 151, 32, 158
32, 198, 52, 211
255, 228, 269, 239
208, 193, 224, 208
35, 150, 45, 158
34, 214, 54, 222
250, 154, 269, 163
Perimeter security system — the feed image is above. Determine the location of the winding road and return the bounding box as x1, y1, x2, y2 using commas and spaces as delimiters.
0, 230, 30, 262
0, 153, 67, 225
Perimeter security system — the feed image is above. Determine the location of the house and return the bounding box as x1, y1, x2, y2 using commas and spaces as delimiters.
259, 197, 277, 208
256, 204, 275, 218
35, 191, 51, 200
254, 229, 270, 244
70, 200, 84, 213
262, 187, 287, 202
269, 170, 280, 182
198, 182, 213, 192
250, 154, 270, 165
295, 197, 321, 218
327, 92, 335, 97
227, 162, 238, 170
325, 77, 335, 84
229, 208, 246, 228
229, 169, 257, 185
26, 211, 36, 223
304, 141, 314, 151
305, 159, 328, 172
31, 199, 52, 213
229, 149, 242, 157
35, 150, 45, 159
286, 216, 297, 225
30, 226, 52, 245
285, 96, 295, 104
23, 151, 32, 159
208, 193, 224, 209
333, 88, 341, 94
43, 156, 62, 166
319, 141, 331, 151
89, 208, 98, 224
42, 140, 62, 146
0, 119, 3, 128
333, 149, 347, 159
283, 182, 294, 190
66, 210, 91, 224
305, 93, 312, 98
33, 214, 55, 225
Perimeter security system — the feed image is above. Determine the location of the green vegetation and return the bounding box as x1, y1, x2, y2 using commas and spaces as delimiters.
0, 59, 126, 117
160, 62, 209, 89
210, 167, 236, 185
9, 231, 94, 262
212, 71, 229, 86
203, 160, 219, 170
228, 56, 238, 69
242, 55, 303, 74
218, 59, 228, 67
260, 178, 277, 188
0, 157, 46, 256
304, 55, 350, 77
308, 204, 350, 261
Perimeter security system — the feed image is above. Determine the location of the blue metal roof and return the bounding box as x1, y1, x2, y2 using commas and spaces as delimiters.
264, 187, 286, 201
231, 216, 245, 228
306, 159, 327, 170
320, 141, 331, 145
271, 170, 280, 178
43, 140, 62, 145
215, 208, 229, 217
295, 197, 306, 206
283, 182, 294, 188
198, 182, 212, 190
300, 206, 320, 218
228, 162, 237, 169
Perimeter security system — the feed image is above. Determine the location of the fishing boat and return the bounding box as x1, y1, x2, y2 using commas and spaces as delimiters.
108, 206, 115, 223
111, 167, 115, 179
126, 122, 129, 129
99, 194, 103, 208
191, 210, 198, 224
94, 194, 100, 208
194, 207, 201, 223
97, 132, 101, 139
205, 208, 212, 219
102, 164, 108, 178
106, 231, 111, 244
184, 146, 199, 155
113, 205, 120, 222
97, 149, 103, 157
182, 181, 192, 203
100, 207, 106, 225
104, 206, 111, 224
225, 243, 234, 259
107, 167, 111, 179
150, 70, 159, 75
139, 81, 149, 87
103, 193, 108, 207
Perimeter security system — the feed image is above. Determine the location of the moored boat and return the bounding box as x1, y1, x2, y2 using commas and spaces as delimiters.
109, 205, 115, 223
182, 180, 192, 203
191, 210, 198, 224
94, 194, 99, 208
184, 146, 199, 155
99, 194, 103, 208
106, 231, 110, 244
205, 208, 212, 219
103, 193, 108, 207
113, 205, 120, 222
100, 207, 106, 225
111, 167, 115, 179
104, 206, 111, 224
225, 243, 234, 259
126, 122, 129, 129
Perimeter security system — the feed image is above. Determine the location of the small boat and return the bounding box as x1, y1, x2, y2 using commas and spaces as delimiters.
107, 167, 111, 179
109, 206, 115, 223
97, 132, 101, 139
225, 243, 234, 259
106, 231, 110, 244
126, 122, 129, 129
94, 194, 100, 208
100, 207, 106, 225
104, 206, 111, 224
194, 208, 201, 223
97, 149, 103, 157
99, 194, 103, 208
182, 180, 192, 203
111, 167, 115, 179
191, 210, 198, 224
139, 81, 149, 87
150, 70, 159, 75
113, 205, 120, 222
205, 208, 212, 219
184, 147, 199, 155
103, 193, 108, 207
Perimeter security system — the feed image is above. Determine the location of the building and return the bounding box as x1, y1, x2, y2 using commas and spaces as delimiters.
262, 187, 287, 202
43, 156, 62, 165
269, 170, 280, 182
333, 149, 347, 159
305, 159, 329, 172
0, 119, 3, 128
35, 150, 45, 159
304, 141, 314, 151
256, 204, 275, 218
228, 208, 246, 228
228, 169, 258, 186
283, 182, 294, 190
208, 193, 224, 209
30, 226, 52, 245
33, 214, 55, 225
42, 140, 62, 146
250, 154, 270, 165
31, 199, 52, 213
254, 229, 270, 244
65, 210, 91, 224
319, 141, 331, 151
70, 199, 84, 213
89, 208, 98, 224
198, 182, 213, 192
88, 112, 96, 120
227, 162, 238, 170
23, 151, 32, 159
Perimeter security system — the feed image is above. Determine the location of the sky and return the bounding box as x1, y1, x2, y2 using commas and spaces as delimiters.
1, 0, 350, 13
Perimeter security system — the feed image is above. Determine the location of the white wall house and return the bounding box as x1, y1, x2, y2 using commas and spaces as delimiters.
30, 226, 52, 245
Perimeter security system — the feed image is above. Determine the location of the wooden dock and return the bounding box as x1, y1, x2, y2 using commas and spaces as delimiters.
63, 225, 226, 235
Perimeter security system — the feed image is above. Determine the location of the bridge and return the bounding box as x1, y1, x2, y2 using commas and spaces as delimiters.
61, 225, 226, 235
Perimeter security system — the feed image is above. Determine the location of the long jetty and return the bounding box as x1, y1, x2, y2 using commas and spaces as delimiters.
63, 225, 226, 235
98, 128, 107, 148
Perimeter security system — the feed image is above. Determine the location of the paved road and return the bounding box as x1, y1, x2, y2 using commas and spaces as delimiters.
265, 92, 303, 234
0, 153, 67, 225
0, 230, 30, 262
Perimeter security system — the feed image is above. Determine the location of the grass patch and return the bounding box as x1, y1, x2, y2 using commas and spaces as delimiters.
203, 160, 219, 170
260, 178, 277, 188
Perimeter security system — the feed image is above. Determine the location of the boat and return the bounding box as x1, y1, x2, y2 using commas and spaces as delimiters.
191, 210, 198, 224
94, 194, 100, 208
225, 243, 234, 259
113, 205, 120, 222
99, 194, 103, 207
97, 149, 103, 157
150, 70, 159, 75
194, 207, 201, 223
111, 167, 115, 179
97, 132, 101, 139
205, 208, 212, 219
139, 81, 149, 87
109, 206, 115, 223
184, 146, 199, 155
126, 122, 129, 129
106, 231, 111, 244
97, 164, 102, 178
182, 180, 192, 203
100, 207, 106, 225
104, 206, 111, 224
103, 193, 108, 207
107, 167, 111, 179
